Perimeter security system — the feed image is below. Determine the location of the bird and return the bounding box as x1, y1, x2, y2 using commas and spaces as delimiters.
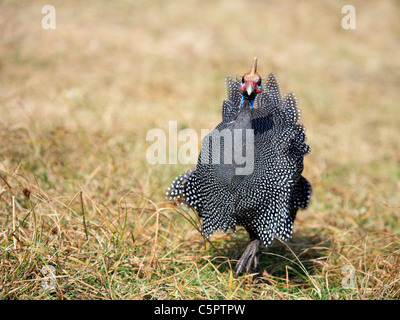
166, 58, 311, 276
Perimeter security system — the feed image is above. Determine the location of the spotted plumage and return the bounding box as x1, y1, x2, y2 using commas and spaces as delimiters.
166, 58, 311, 275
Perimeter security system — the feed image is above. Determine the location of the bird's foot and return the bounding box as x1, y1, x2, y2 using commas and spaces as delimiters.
235, 239, 260, 277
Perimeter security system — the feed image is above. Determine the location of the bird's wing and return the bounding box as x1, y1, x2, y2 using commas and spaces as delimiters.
255, 73, 282, 111
222, 76, 241, 122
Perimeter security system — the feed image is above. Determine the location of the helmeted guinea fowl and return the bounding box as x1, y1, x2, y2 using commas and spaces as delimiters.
166, 58, 311, 276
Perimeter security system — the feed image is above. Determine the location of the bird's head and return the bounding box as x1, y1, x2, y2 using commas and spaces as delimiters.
238, 57, 263, 100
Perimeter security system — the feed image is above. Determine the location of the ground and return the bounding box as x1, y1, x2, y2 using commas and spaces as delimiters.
0, 0, 399, 299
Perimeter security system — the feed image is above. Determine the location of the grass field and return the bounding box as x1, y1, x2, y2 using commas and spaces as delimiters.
1, 0, 399, 300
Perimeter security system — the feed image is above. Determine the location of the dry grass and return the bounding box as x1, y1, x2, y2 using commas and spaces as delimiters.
0, 0, 399, 300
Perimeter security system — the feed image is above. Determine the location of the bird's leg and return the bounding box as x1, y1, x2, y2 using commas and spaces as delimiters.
235, 239, 260, 277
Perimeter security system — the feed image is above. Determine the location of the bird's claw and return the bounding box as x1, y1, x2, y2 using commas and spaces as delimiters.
235, 239, 260, 277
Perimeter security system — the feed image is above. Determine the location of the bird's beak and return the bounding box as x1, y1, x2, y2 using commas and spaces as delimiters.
246, 84, 254, 96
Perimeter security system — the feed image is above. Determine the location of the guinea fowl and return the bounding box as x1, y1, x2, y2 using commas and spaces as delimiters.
166, 58, 311, 276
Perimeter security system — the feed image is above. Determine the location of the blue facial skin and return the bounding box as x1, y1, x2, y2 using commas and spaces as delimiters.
239, 82, 262, 110
239, 96, 255, 109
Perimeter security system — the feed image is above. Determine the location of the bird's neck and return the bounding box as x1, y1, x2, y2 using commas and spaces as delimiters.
239, 95, 255, 110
